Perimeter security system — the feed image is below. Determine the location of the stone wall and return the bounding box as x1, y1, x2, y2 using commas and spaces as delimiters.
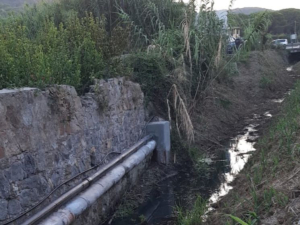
0, 78, 146, 223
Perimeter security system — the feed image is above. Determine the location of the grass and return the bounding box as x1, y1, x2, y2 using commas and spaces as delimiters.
259, 76, 273, 89
114, 198, 137, 218
226, 212, 259, 225
177, 196, 207, 225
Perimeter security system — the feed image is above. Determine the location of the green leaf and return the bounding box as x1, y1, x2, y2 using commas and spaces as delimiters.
227, 214, 249, 225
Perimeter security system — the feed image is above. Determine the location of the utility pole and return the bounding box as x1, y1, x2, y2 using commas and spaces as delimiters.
295, 21, 298, 43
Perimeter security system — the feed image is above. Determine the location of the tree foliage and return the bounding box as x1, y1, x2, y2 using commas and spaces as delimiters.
228, 8, 300, 38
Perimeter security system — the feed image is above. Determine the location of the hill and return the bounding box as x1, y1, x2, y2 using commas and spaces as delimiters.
0, 0, 39, 8
216, 7, 271, 16
0, 0, 52, 16
216, 7, 271, 27
232, 7, 271, 15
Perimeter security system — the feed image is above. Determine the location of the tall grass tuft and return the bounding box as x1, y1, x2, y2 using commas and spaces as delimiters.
177, 196, 207, 225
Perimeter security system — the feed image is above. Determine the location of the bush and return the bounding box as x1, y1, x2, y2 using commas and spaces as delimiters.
0, 3, 130, 93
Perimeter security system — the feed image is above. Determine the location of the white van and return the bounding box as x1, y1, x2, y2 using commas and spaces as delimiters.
271, 39, 288, 48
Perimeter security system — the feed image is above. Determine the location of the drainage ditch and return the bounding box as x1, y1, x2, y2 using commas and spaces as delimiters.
106, 68, 294, 225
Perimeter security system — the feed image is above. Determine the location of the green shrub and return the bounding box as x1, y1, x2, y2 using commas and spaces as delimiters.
0, 3, 130, 92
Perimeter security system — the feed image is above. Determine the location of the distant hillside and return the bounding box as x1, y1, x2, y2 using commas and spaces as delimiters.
0, 0, 39, 8
216, 7, 271, 17
0, 0, 50, 16
232, 7, 272, 15
216, 10, 228, 26
216, 7, 271, 27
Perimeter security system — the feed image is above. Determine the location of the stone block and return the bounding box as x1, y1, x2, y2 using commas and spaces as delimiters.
0, 158, 9, 170
0, 172, 10, 198
19, 175, 40, 190
22, 154, 36, 175
8, 199, 22, 215
20, 189, 38, 208
10, 162, 26, 182
6, 105, 21, 128
0, 146, 5, 159
0, 199, 8, 220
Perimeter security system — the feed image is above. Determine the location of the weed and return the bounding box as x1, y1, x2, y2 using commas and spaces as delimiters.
252, 166, 263, 186
261, 188, 289, 212
219, 98, 232, 109
187, 147, 214, 179
259, 76, 273, 89
177, 196, 207, 225
238, 51, 250, 63
139, 214, 146, 223
33, 89, 40, 97
271, 156, 279, 176
227, 211, 259, 225
93, 83, 109, 114
114, 200, 136, 218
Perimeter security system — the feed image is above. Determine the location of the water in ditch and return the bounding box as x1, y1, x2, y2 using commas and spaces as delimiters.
108, 100, 286, 225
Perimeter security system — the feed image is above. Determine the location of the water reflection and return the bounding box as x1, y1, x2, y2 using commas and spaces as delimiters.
272, 99, 284, 103
209, 123, 258, 204
263, 112, 272, 118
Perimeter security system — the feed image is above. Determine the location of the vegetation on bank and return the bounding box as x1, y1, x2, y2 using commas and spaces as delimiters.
218, 83, 300, 224
0, 0, 271, 144
176, 78, 300, 224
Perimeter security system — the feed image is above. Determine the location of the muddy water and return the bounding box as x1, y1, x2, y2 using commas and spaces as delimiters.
108, 99, 287, 225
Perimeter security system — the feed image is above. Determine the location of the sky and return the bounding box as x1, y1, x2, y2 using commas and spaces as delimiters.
213, 0, 300, 10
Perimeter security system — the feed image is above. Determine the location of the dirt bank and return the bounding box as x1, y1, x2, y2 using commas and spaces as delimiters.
194, 50, 292, 150
104, 50, 297, 225
292, 60, 300, 74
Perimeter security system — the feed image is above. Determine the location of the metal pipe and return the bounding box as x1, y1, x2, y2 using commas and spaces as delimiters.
41, 140, 156, 225
21, 135, 153, 225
